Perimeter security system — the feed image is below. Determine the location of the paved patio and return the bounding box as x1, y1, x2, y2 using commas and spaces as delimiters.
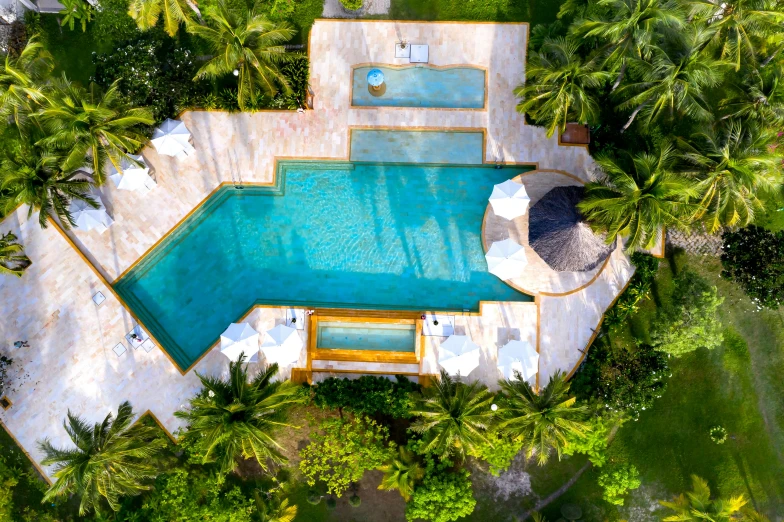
0, 20, 637, 478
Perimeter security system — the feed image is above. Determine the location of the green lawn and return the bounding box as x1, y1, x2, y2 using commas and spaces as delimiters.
389, 0, 561, 25
38, 15, 111, 85
535, 251, 784, 520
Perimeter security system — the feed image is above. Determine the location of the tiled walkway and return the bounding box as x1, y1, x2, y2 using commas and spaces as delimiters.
0, 20, 633, 477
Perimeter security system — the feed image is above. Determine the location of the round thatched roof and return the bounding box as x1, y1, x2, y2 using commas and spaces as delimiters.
528, 186, 613, 272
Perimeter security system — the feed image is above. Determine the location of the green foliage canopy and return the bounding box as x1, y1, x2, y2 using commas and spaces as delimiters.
597, 463, 641, 505
721, 225, 784, 309
651, 269, 724, 356
311, 375, 419, 418
299, 415, 393, 497
405, 456, 476, 522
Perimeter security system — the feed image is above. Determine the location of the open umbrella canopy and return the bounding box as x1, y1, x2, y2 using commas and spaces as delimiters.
219, 323, 260, 362
528, 186, 613, 272
69, 194, 113, 233
489, 179, 530, 220
151, 119, 195, 158
485, 238, 527, 281
438, 335, 481, 376
109, 155, 155, 192
367, 68, 385, 87
261, 324, 302, 367
497, 340, 538, 381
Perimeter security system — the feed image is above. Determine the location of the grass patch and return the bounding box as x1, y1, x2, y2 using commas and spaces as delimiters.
37, 15, 111, 85
564, 252, 784, 519
389, 0, 562, 25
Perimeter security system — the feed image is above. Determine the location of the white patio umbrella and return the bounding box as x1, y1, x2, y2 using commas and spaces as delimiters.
489, 180, 530, 220
219, 323, 260, 362
485, 238, 527, 280
438, 335, 481, 377
109, 155, 156, 192
497, 340, 539, 382
151, 119, 195, 158
260, 324, 303, 366
69, 195, 113, 233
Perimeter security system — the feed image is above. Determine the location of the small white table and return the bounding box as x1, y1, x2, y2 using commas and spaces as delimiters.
286, 308, 306, 330
422, 314, 455, 337
410, 44, 429, 63
125, 325, 150, 349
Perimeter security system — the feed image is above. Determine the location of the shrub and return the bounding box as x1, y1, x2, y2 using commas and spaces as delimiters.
469, 430, 524, 476
709, 425, 727, 444
563, 415, 617, 467
651, 270, 724, 356
405, 456, 476, 522
299, 415, 394, 497
140, 468, 256, 520
306, 490, 322, 505
349, 494, 361, 507
93, 31, 212, 122
721, 225, 784, 309
326, 497, 337, 510
6, 21, 27, 58
0, 355, 12, 396
312, 375, 420, 418
603, 253, 659, 329
339, 0, 363, 10
91, 0, 140, 44
571, 340, 668, 418
597, 463, 641, 506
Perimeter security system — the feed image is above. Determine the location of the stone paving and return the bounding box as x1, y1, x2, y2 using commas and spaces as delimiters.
0, 20, 635, 478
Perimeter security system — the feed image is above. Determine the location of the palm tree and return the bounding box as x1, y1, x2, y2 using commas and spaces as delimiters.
36, 77, 154, 186
127, 0, 202, 37
660, 475, 747, 521
253, 485, 298, 522
571, 0, 684, 90
0, 136, 96, 229
0, 36, 53, 126
38, 401, 166, 515
175, 354, 299, 473
578, 144, 697, 251
682, 0, 784, 70
409, 370, 495, 461
677, 121, 780, 232
188, 2, 296, 110
719, 65, 784, 125
515, 36, 610, 138
377, 446, 425, 501
616, 27, 728, 130
0, 231, 31, 277
496, 371, 589, 466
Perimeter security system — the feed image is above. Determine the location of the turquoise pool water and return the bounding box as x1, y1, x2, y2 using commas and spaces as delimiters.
317, 322, 416, 352
115, 161, 533, 370
350, 130, 484, 164
352, 66, 486, 108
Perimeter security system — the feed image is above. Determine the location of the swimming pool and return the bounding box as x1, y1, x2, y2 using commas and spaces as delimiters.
352, 66, 486, 108
317, 321, 416, 352
115, 161, 533, 371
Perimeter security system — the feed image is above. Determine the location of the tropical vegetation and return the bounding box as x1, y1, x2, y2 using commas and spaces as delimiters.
175, 356, 299, 474
409, 370, 495, 460
0, 231, 30, 277
497, 371, 588, 466
38, 401, 167, 514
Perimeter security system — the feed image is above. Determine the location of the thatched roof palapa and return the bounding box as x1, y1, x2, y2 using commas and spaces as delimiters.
528, 186, 613, 272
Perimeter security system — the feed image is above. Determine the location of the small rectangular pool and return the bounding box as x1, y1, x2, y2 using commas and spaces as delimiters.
352, 65, 486, 109
350, 129, 484, 164
317, 321, 416, 352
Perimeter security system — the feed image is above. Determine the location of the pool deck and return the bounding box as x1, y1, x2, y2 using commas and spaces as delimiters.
0, 20, 649, 478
